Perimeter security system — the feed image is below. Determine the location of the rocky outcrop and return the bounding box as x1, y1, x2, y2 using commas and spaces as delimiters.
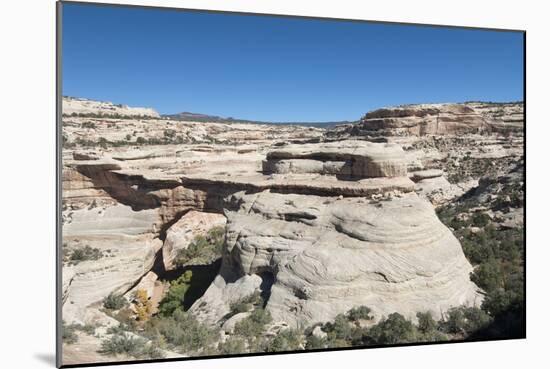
190, 190, 482, 328
163, 211, 227, 271
63, 96, 160, 118
262, 141, 408, 178
328, 102, 524, 138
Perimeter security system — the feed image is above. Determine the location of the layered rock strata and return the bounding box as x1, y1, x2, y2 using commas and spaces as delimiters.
190, 190, 482, 328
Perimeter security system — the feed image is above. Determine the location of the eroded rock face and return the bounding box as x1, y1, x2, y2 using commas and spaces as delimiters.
328, 102, 524, 138
190, 190, 482, 328
263, 141, 408, 178
163, 210, 227, 271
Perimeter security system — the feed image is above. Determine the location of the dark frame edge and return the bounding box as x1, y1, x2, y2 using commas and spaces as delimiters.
56, 1, 63, 368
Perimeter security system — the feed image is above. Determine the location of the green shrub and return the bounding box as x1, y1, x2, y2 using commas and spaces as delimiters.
366, 313, 417, 345
416, 312, 437, 334
217, 337, 246, 355
103, 293, 127, 310
472, 212, 491, 227
158, 270, 193, 317
62, 321, 78, 344
72, 323, 96, 335
227, 291, 263, 318
347, 306, 373, 322
175, 226, 225, 267
100, 332, 161, 359
305, 334, 327, 350
322, 314, 353, 342
81, 121, 96, 129
471, 260, 503, 292
144, 309, 218, 354
266, 329, 303, 352
440, 306, 492, 335
234, 309, 272, 337
69, 245, 102, 264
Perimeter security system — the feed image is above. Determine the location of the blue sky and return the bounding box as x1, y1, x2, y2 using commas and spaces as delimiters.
62, 3, 524, 122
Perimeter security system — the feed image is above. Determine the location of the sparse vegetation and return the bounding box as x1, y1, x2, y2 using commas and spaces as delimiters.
174, 226, 225, 267
158, 270, 193, 317
234, 309, 272, 337
134, 289, 153, 322
62, 321, 78, 344
100, 332, 164, 359
68, 245, 103, 265
143, 309, 218, 354
81, 121, 96, 129
103, 293, 127, 311
227, 291, 263, 318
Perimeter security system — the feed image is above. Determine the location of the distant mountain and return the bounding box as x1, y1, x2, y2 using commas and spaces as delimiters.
162, 111, 356, 128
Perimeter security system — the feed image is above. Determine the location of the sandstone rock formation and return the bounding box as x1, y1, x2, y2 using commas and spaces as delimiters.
190, 190, 482, 328
63, 96, 160, 118
163, 210, 227, 271
60, 97, 523, 364
328, 102, 524, 138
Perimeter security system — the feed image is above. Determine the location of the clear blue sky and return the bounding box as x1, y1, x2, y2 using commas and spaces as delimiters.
62, 2, 524, 122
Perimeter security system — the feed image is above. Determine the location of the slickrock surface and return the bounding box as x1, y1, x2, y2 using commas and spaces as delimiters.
63, 96, 160, 118
190, 190, 482, 328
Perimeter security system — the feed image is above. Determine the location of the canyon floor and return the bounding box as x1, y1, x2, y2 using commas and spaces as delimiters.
60, 98, 524, 365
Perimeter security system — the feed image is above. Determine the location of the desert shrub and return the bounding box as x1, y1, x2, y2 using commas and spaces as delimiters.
175, 226, 225, 267
322, 314, 353, 343
69, 245, 102, 264
136, 136, 146, 145
347, 306, 373, 322
134, 289, 152, 322
305, 334, 327, 350
234, 309, 272, 338
111, 307, 138, 330
81, 121, 96, 129
164, 129, 176, 138
227, 291, 263, 318
414, 312, 449, 342
440, 306, 492, 335
72, 323, 97, 335
482, 288, 524, 317
158, 270, 193, 317
144, 309, 218, 353
471, 260, 503, 292
100, 332, 163, 359
366, 313, 417, 345
265, 329, 303, 352
62, 321, 78, 344
217, 337, 246, 355
98, 137, 109, 149
416, 312, 437, 334
472, 212, 491, 227
103, 293, 127, 310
